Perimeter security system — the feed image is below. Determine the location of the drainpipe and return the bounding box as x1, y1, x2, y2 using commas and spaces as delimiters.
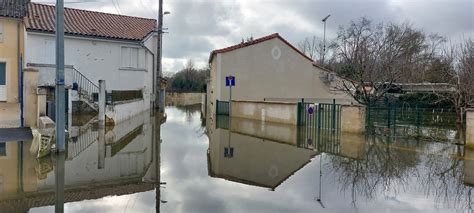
141, 41, 155, 108
17, 20, 24, 127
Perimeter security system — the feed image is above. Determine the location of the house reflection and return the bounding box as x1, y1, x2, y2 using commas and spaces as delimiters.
208, 116, 317, 190
207, 115, 371, 190
0, 111, 162, 212
206, 114, 473, 208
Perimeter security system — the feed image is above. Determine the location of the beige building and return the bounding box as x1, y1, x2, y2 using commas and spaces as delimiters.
0, 0, 28, 103
207, 33, 352, 115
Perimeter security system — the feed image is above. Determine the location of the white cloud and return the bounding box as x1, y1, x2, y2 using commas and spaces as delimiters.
32, 0, 473, 73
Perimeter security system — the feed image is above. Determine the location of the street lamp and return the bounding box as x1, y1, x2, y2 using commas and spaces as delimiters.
321, 14, 330, 66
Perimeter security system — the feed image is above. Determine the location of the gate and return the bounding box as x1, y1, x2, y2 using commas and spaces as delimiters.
296, 100, 342, 154
216, 100, 229, 115
297, 100, 341, 131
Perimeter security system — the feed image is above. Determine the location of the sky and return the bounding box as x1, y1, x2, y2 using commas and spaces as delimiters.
32, 0, 474, 74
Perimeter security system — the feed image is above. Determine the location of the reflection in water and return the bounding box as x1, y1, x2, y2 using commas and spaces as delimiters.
207, 113, 474, 211
1, 105, 473, 212
0, 110, 163, 212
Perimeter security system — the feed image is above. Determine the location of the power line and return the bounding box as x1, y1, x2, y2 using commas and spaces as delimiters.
111, 0, 121, 14
139, 0, 156, 18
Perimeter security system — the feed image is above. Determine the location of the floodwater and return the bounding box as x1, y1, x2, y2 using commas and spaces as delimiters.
0, 104, 473, 212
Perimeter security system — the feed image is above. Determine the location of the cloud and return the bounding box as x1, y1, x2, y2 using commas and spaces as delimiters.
32, 0, 473, 73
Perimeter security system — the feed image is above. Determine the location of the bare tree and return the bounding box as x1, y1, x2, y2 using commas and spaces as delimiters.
330, 18, 441, 104
435, 38, 474, 123
298, 36, 337, 65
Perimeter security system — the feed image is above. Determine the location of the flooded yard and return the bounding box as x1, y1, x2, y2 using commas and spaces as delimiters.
0, 105, 473, 212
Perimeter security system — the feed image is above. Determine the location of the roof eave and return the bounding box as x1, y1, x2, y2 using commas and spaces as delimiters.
26, 29, 145, 43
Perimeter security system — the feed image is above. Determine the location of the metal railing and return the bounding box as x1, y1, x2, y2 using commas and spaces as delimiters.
72, 68, 99, 104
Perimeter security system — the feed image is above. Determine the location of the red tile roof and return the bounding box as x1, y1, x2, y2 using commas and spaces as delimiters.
25, 3, 156, 41
0, 0, 30, 18
209, 33, 314, 63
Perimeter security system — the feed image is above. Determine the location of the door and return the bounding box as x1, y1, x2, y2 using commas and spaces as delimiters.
0, 63, 6, 101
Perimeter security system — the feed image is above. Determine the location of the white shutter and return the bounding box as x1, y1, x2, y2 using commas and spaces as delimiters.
0, 22, 3, 43
130, 48, 138, 68
121, 47, 130, 68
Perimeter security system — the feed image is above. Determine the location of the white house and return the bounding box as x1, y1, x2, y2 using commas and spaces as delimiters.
24, 3, 158, 124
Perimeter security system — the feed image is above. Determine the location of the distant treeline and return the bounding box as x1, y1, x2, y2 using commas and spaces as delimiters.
166, 60, 209, 93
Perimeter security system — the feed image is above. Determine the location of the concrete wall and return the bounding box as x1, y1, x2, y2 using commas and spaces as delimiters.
340, 105, 366, 134
166, 92, 204, 106
0, 18, 25, 103
208, 37, 352, 105
232, 100, 298, 125
229, 117, 298, 145
466, 108, 474, 149
23, 68, 38, 128
106, 99, 148, 124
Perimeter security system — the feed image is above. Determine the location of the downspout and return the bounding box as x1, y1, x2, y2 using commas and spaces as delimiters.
17, 19, 24, 127
140, 40, 155, 107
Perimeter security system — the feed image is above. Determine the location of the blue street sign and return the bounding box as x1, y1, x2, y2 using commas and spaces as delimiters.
226, 76, 235, 87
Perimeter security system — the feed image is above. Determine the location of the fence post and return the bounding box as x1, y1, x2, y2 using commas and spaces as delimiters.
332, 99, 336, 131
98, 80, 106, 127
466, 108, 474, 148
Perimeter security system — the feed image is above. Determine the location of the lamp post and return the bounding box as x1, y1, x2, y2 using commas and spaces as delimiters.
321, 14, 330, 67
55, 0, 65, 152
155, 0, 170, 112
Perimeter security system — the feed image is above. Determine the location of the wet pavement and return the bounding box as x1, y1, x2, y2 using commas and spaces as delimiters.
0, 104, 472, 212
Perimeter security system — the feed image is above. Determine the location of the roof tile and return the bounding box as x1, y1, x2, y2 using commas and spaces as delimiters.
26, 3, 156, 41
0, 0, 29, 18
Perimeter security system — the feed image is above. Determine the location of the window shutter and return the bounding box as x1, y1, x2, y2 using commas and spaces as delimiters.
130, 48, 138, 68
0, 22, 4, 43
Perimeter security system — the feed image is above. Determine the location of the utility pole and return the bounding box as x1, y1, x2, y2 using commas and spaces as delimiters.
321, 14, 330, 67
55, 0, 65, 152
155, 0, 163, 110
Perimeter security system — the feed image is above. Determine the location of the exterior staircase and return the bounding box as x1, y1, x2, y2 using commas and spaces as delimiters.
72, 67, 99, 111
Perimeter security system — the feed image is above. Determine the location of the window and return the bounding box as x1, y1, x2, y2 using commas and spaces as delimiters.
0, 22, 3, 42
121, 47, 140, 69
0, 143, 5, 156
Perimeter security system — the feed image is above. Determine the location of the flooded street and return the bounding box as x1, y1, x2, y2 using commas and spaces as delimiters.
0, 105, 473, 212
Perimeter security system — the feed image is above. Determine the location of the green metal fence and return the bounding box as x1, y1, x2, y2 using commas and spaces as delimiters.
367, 102, 457, 129
297, 100, 342, 131
216, 100, 229, 115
